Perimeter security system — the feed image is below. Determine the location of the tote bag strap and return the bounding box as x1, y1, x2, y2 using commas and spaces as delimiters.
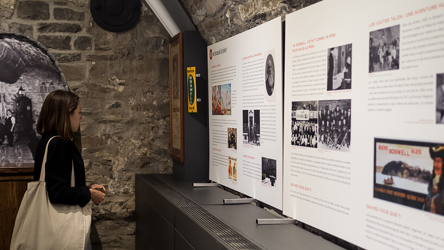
39, 136, 76, 187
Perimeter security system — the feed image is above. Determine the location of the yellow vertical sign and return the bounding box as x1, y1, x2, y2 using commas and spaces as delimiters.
187, 67, 197, 113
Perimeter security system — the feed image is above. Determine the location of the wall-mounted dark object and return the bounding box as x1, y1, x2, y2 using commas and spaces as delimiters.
90, 0, 141, 32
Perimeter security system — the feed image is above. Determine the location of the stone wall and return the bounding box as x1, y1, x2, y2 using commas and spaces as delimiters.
1, 0, 172, 249
179, 0, 322, 45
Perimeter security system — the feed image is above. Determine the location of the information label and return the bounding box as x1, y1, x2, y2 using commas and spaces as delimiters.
187, 67, 197, 113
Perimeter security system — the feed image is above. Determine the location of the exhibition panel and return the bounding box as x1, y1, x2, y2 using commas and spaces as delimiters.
208, 18, 283, 209
283, 0, 444, 249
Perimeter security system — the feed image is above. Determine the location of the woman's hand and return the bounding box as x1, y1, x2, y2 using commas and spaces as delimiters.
90, 186, 105, 205
90, 184, 106, 193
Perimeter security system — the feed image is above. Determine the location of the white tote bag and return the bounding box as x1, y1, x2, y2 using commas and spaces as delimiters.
10, 136, 92, 250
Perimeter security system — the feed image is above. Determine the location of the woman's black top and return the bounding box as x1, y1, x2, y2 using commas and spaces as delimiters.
33, 134, 91, 207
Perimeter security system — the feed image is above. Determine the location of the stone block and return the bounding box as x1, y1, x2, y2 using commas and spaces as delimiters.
108, 102, 122, 109
53, 53, 81, 63
54, 8, 84, 21
86, 54, 121, 62
146, 37, 166, 52
138, 14, 169, 38
17, 1, 49, 20
193, 0, 203, 6
37, 23, 82, 33
60, 64, 86, 81
9, 23, 33, 38
74, 36, 92, 50
54, 1, 68, 5
206, 0, 224, 15
0, 0, 15, 10
263, 0, 283, 9
89, 61, 108, 78
38, 35, 71, 50
238, 1, 258, 20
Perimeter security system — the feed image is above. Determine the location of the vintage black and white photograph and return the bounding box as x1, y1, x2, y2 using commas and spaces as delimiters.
437, 73, 444, 124
318, 99, 351, 152
262, 157, 276, 187
369, 25, 400, 73
228, 127, 237, 149
242, 110, 260, 146
265, 53, 275, 97
0, 34, 65, 167
291, 101, 318, 148
327, 43, 352, 91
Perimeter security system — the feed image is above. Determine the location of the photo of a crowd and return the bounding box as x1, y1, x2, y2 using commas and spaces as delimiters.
369, 25, 400, 73
291, 101, 318, 148
318, 99, 351, 152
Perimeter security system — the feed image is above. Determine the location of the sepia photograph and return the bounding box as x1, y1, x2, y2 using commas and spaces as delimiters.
291, 101, 318, 148
369, 25, 400, 73
262, 157, 277, 187
265, 53, 275, 97
0, 34, 65, 167
327, 43, 352, 91
212, 84, 231, 115
228, 127, 237, 149
437, 73, 444, 124
318, 99, 351, 152
374, 138, 444, 215
243, 110, 260, 146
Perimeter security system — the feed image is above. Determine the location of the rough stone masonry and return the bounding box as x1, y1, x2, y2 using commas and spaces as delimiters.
1, 0, 172, 249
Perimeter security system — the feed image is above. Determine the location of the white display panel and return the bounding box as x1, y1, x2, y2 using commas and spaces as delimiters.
208, 17, 283, 209
284, 0, 444, 249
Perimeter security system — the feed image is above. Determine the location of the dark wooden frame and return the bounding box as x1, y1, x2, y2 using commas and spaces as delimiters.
169, 33, 184, 162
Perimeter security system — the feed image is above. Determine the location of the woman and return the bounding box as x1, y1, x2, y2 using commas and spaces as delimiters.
378, 45, 384, 69
4, 110, 15, 147
34, 90, 105, 248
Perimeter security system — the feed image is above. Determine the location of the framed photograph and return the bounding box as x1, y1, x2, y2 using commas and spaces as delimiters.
169, 32, 184, 162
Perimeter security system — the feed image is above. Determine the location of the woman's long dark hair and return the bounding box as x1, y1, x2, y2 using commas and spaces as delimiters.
37, 90, 79, 140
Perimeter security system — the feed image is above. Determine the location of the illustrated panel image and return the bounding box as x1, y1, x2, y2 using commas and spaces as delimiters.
437, 73, 444, 124
228, 156, 237, 181
243, 110, 260, 146
0, 34, 65, 167
228, 127, 237, 149
369, 25, 400, 73
291, 101, 318, 148
327, 43, 352, 91
262, 157, 276, 187
318, 99, 351, 152
212, 84, 231, 115
374, 138, 444, 215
